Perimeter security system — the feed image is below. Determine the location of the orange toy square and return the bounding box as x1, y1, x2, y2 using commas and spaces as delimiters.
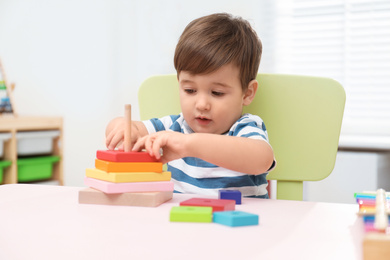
95, 159, 163, 173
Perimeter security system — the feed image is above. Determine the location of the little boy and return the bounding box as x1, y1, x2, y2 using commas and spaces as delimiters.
105, 13, 275, 198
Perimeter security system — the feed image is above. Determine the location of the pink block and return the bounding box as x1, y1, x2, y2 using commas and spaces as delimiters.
84, 177, 174, 194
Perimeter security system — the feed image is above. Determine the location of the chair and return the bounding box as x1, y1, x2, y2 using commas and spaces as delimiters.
138, 74, 346, 200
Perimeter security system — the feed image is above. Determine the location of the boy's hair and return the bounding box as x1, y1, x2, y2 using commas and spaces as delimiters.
174, 13, 262, 91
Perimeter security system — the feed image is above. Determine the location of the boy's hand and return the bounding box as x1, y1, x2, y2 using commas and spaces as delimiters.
106, 117, 125, 150
106, 118, 148, 150
132, 131, 187, 164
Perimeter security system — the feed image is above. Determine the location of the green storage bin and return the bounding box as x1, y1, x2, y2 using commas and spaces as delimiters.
0, 160, 12, 183
17, 156, 60, 182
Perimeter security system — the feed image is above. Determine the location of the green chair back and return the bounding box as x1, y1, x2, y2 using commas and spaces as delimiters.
138, 74, 346, 200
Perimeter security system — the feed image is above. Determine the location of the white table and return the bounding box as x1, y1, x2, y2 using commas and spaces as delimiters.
0, 184, 364, 260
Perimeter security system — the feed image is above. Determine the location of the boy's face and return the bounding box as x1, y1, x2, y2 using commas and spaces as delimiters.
178, 63, 247, 134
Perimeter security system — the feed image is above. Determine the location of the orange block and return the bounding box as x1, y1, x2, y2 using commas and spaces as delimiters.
95, 159, 163, 173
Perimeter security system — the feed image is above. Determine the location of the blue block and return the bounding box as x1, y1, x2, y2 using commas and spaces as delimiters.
213, 211, 259, 227
219, 190, 242, 204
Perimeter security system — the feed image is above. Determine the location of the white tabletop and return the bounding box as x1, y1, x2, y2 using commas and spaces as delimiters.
0, 184, 364, 260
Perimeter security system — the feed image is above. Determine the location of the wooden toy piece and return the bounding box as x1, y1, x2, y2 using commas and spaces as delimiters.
170, 206, 213, 223
179, 198, 235, 212
96, 150, 160, 163
374, 189, 389, 231
124, 104, 132, 152
78, 188, 173, 207
213, 211, 259, 227
85, 168, 171, 183
84, 177, 174, 194
363, 233, 390, 260
95, 159, 163, 173
219, 189, 242, 205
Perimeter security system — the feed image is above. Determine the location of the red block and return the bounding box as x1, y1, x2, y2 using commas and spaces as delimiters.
179, 198, 235, 212
96, 150, 160, 163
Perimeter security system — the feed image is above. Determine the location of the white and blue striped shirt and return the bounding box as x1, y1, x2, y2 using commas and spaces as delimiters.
143, 113, 274, 198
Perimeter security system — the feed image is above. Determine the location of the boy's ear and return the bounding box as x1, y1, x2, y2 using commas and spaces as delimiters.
243, 79, 258, 106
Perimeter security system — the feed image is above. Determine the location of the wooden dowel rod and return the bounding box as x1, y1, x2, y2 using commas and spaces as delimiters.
124, 104, 132, 152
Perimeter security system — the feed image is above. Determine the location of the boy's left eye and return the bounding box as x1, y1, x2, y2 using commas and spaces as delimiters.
212, 91, 225, 96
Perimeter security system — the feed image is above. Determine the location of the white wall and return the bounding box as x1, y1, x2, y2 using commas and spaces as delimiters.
305, 151, 390, 204
0, 0, 268, 187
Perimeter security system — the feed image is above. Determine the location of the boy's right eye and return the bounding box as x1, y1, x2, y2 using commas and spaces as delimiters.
184, 89, 196, 94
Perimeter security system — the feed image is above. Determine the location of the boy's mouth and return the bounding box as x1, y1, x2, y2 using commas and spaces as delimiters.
195, 116, 211, 125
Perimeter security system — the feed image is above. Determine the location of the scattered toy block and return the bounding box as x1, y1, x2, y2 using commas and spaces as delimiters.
95, 159, 163, 173
219, 190, 242, 205
84, 177, 174, 194
85, 168, 171, 183
170, 206, 213, 223
179, 198, 235, 212
96, 150, 160, 163
78, 188, 173, 207
363, 233, 390, 260
213, 211, 259, 227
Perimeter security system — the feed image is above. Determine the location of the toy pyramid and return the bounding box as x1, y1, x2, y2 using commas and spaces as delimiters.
78, 105, 174, 207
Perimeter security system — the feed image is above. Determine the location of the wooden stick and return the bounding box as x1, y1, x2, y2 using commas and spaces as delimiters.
374, 189, 388, 231
124, 104, 132, 152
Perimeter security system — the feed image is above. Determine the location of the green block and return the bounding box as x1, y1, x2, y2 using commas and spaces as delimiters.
0, 81, 5, 89
17, 155, 60, 182
0, 160, 12, 183
170, 206, 213, 223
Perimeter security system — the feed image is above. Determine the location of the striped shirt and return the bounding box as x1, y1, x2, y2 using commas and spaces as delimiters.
142, 113, 274, 198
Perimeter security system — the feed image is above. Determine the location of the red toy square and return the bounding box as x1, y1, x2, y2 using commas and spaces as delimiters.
96, 150, 160, 163
179, 198, 235, 212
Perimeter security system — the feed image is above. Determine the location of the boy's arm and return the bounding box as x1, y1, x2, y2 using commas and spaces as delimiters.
186, 133, 274, 175
105, 117, 149, 150
133, 131, 274, 175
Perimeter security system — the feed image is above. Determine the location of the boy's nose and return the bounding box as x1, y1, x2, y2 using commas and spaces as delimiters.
195, 95, 211, 111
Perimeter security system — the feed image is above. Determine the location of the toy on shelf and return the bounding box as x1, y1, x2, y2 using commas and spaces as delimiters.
0, 58, 16, 116
79, 104, 174, 207
355, 189, 390, 260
